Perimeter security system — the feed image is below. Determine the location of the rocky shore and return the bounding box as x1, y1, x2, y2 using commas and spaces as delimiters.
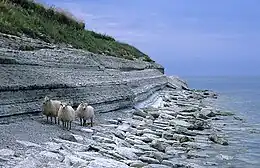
0, 86, 235, 168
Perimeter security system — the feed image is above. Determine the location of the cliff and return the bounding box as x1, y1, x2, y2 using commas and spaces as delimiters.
0, 33, 186, 117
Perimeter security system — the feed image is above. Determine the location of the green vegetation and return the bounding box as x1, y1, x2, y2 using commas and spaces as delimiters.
0, 0, 153, 62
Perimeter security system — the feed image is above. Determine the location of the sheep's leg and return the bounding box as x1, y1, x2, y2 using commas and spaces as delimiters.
55, 117, 57, 124
62, 121, 65, 128
79, 118, 82, 126
47, 116, 49, 123
50, 117, 53, 124
69, 121, 72, 130
67, 122, 70, 130
83, 119, 86, 127
58, 119, 60, 125
90, 118, 93, 127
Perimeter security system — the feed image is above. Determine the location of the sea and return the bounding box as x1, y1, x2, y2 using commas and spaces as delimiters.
183, 76, 260, 168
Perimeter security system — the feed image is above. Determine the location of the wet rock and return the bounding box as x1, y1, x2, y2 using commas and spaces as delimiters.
186, 162, 207, 168
87, 158, 129, 168
208, 134, 228, 146
200, 108, 217, 118
150, 140, 166, 152
0, 149, 15, 156
187, 151, 210, 159
169, 119, 192, 128
204, 161, 218, 166
216, 154, 233, 160
180, 107, 198, 113
181, 141, 210, 150
188, 120, 209, 130
234, 116, 243, 121
195, 113, 209, 120
174, 126, 197, 136
139, 156, 160, 164
58, 134, 77, 142
216, 111, 234, 116
130, 160, 148, 167
143, 164, 171, 168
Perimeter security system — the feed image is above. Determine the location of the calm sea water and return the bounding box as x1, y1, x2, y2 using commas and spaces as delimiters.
183, 76, 260, 167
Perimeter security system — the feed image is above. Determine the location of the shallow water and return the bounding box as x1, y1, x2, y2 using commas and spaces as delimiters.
184, 76, 260, 168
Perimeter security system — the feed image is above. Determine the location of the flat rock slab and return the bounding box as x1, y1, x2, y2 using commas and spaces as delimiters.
87, 158, 129, 168
16, 140, 42, 148
0, 149, 15, 156
169, 119, 192, 128
116, 147, 139, 160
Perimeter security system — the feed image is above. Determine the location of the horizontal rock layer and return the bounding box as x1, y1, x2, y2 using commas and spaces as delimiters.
0, 34, 186, 117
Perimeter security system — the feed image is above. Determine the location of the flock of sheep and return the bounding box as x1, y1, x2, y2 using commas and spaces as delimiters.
42, 96, 95, 130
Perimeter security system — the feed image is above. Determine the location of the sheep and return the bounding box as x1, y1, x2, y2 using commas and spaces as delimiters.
58, 103, 75, 130
42, 96, 61, 124
76, 102, 95, 127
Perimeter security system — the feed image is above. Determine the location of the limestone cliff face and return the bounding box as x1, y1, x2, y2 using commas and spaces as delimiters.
0, 33, 170, 117
0, 33, 189, 117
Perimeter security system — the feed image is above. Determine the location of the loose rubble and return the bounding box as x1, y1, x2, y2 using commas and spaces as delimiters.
0, 87, 235, 168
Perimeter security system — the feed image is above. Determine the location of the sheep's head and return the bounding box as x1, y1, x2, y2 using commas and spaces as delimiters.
79, 102, 86, 110
60, 103, 68, 110
43, 96, 50, 105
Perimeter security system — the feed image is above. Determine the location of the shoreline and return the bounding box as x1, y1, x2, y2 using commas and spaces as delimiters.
0, 86, 236, 168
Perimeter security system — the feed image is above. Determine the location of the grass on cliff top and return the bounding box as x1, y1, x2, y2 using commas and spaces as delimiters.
0, 0, 154, 62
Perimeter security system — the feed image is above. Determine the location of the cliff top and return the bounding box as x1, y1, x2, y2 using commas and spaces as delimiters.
0, 0, 153, 62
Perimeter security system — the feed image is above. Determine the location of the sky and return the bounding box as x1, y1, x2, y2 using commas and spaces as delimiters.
38, 0, 260, 76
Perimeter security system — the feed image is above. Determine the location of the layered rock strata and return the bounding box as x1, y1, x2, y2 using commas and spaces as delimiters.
0, 33, 183, 117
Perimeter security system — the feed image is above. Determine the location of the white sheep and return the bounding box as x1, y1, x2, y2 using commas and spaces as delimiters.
58, 103, 75, 130
42, 96, 61, 124
76, 102, 95, 127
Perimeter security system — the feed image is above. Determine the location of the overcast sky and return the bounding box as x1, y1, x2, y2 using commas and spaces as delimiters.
39, 0, 260, 77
